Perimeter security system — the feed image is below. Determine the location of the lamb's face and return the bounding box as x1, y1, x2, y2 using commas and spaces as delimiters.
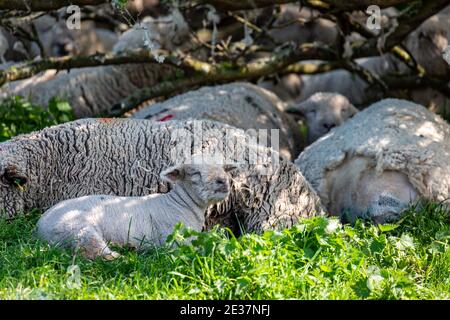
0, 145, 29, 218
184, 163, 234, 205
161, 161, 235, 205
292, 92, 358, 143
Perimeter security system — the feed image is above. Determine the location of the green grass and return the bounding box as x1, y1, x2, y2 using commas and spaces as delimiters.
0, 96, 74, 142
0, 203, 448, 300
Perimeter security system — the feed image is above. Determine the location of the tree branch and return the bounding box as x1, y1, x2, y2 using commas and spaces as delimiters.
200, 0, 414, 11
111, 42, 336, 115
353, 0, 450, 57
0, 0, 108, 11
0, 49, 210, 86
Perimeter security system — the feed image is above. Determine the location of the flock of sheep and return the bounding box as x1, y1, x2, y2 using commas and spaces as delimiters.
1, 3, 450, 258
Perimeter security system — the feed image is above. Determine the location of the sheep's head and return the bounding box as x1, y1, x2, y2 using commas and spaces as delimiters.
0, 143, 30, 218
289, 92, 358, 143
326, 157, 418, 224
161, 157, 236, 207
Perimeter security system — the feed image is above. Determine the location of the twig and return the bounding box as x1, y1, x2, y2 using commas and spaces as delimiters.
341, 59, 388, 92
353, 0, 450, 57
112, 42, 336, 115
0, 0, 108, 11
200, 0, 412, 11
0, 49, 210, 86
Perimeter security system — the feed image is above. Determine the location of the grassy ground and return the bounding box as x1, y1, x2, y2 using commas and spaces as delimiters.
0, 202, 448, 300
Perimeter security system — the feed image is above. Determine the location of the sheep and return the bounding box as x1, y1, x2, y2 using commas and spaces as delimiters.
35, 18, 118, 57
286, 92, 359, 143
0, 31, 8, 63
0, 9, 190, 118
36, 156, 234, 260
0, 118, 325, 233
112, 8, 190, 53
295, 98, 450, 224
268, 4, 339, 47
131, 82, 303, 160
263, 6, 450, 113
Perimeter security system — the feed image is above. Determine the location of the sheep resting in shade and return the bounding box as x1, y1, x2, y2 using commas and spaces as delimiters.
0, 118, 325, 233
295, 98, 450, 223
0, 9, 190, 118
286, 92, 359, 144
132, 82, 303, 160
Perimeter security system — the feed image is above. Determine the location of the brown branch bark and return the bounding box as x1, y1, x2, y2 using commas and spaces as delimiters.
0, 49, 206, 86
0, 0, 108, 11
201, 0, 413, 11
111, 42, 336, 115
353, 0, 450, 57
0, 0, 417, 11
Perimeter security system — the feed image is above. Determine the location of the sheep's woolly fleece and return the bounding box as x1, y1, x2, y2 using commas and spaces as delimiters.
132, 82, 302, 160
0, 119, 325, 233
295, 98, 450, 209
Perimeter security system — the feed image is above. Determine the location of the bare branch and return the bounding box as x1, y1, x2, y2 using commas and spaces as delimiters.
0, 0, 108, 11
200, 0, 413, 11
112, 42, 336, 115
353, 0, 450, 57
0, 49, 213, 86
341, 59, 388, 92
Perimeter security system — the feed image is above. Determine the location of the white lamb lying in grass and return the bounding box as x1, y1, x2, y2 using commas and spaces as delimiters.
36, 157, 235, 260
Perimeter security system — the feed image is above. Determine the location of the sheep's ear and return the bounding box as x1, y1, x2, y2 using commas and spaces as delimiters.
223, 164, 238, 173
160, 165, 185, 183
286, 102, 308, 116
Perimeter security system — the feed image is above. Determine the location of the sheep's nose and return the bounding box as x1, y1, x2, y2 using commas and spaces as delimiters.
323, 123, 336, 130
215, 178, 229, 192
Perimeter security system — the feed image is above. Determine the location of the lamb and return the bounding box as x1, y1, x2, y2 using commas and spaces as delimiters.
0, 118, 325, 233
132, 82, 303, 160
0, 9, 190, 118
295, 98, 450, 224
36, 157, 234, 259
286, 92, 359, 143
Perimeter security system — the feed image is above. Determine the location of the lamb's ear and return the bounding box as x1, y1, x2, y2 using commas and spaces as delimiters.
160, 165, 185, 183
223, 164, 238, 173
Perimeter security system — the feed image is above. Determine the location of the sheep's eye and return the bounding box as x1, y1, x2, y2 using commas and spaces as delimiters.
3, 172, 27, 188
2, 166, 27, 188
323, 123, 336, 130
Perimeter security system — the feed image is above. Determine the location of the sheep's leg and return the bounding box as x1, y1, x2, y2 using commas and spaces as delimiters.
76, 227, 120, 260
